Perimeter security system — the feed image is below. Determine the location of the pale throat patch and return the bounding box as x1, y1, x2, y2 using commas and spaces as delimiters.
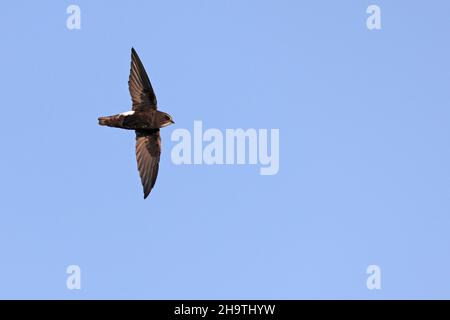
120, 111, 135, 116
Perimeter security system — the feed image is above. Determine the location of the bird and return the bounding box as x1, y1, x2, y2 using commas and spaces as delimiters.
98, 48, 174, 199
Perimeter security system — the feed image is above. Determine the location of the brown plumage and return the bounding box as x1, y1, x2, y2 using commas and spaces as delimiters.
98, 48, 174, 199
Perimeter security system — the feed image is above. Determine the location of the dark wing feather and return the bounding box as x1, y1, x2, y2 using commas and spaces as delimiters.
135, 130, 161, 199
129, 48, 157, 111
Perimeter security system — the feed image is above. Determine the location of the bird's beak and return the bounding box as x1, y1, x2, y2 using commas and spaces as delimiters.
171, 120, 175, 124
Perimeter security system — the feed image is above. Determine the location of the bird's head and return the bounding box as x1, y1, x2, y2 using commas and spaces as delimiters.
159, 112, 175, 128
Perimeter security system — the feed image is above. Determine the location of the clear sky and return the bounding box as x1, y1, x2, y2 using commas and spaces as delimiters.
0, 1, 449, 299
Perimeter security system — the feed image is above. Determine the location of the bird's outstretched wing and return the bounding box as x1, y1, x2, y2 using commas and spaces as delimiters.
129, 48, 157, 111
135, 129, 161, 199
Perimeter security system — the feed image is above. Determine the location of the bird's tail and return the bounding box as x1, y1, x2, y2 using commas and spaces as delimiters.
98, 114, 124, 128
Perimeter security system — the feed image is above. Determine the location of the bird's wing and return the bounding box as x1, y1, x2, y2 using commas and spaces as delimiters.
129, 48, 158, 111
135, 129, 161, 199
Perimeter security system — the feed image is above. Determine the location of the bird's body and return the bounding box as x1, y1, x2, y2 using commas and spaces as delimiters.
99, 110, 173, 130
98, 48, 174, 199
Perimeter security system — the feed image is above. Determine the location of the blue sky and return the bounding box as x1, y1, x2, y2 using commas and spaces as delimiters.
0, 1, 450, 299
